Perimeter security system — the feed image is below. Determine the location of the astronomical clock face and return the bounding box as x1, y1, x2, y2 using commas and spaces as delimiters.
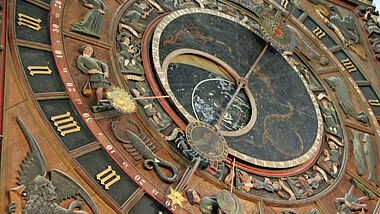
2, 0, 380, 213
151, 9, 324, 168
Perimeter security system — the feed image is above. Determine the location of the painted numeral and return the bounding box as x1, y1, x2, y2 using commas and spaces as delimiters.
27, 66, 52, 76
96, 165, 120, 190
341, 58, 357, 73
106, 144, 116, 154
50, 112, 80, 136
312, 26, 326, 39
17, 13, 41, 31
369, 99, 380, 106
54, 0, 62, 8
280, 0, 289, 9
152, 189, 159, 196
55, 50, 63, 58
52, 24, 60, 33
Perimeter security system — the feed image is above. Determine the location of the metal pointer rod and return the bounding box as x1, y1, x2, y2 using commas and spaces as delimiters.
100, 95, 170, 103
284, 5, 296, 23
215, 41, 270, 128
176, 157, 201, 191
273, 5, 296, 37
216, 5, 297, 128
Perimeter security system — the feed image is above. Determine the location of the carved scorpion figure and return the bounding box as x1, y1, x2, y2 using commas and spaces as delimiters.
111, 120, 178, 183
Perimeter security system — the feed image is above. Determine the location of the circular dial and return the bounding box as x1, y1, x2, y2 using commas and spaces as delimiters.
8, 0, 380, 210
259, 15, 294, 51
185, 121, 229, 162
152, 8, 323, 168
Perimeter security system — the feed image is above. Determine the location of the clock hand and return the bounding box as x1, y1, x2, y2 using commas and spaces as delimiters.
215, 41, 270, 128
132, 95, 171, 100
273, 5, 296, 37
274, 23, 284, 37
216, 6, 298, 128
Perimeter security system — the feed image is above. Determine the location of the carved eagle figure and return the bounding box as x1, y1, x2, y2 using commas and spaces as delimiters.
8, 117, 100, 214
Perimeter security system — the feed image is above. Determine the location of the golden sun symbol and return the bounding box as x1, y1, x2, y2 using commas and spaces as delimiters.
167, 188, 186, 208
106, 86, 137, 114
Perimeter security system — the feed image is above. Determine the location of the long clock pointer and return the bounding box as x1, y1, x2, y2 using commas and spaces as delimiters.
215, 41, 270, 128
273, 5, 296, 37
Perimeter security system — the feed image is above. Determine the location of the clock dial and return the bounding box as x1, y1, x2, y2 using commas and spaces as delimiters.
185, 121, 229, 162
152, 8, 323, 168
259, 15, 294, 50
4, 0, 380, 212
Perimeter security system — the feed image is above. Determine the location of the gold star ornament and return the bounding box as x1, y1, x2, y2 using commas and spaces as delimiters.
106, 86, 137, 114
167, 188, 186, 208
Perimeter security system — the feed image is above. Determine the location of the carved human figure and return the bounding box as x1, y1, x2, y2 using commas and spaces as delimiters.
77, 45, 111, 105
317, 93, 340, 137
287, 177, 310, 199
320, 99, 338, 133
70, 0, 107, 38
305, 172, 323, 189
266, 178, 287, 199
120, 2, 150, 33
131, 83, 171, 130
199, 190, 243, 214
363, 6, 379, 25
238, 171, 273, 193
128, 2, 150, 22
199, 196, 219, 214
117, 33, 144, 75
323, 149, 340, 175
335, 185, 369, 214
186, 189, 201, 205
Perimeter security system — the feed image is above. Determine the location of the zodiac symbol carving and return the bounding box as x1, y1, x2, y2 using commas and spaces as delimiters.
111, 120, 178, 183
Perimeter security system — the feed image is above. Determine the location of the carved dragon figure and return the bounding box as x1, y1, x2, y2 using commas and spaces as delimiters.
8, 117, 99, 214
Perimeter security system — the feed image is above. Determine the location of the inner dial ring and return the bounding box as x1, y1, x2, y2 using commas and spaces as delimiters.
160, 49, 258, 137
151, 8, 324, 168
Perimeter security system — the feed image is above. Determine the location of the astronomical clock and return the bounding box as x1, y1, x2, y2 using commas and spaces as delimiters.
1, 0, 380, 212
